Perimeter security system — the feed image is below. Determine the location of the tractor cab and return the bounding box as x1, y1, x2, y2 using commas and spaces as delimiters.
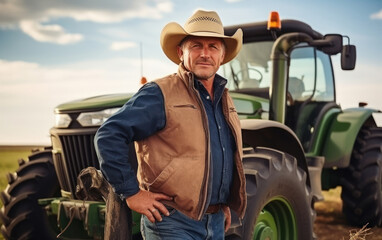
221, 13, 356, 153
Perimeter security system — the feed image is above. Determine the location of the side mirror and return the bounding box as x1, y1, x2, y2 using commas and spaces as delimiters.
311, 34, 343, 55
341, 44, 356, 70
320, 34, 343, 55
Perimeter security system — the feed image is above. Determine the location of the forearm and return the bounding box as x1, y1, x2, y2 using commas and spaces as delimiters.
95, 124, 140, 199
94, 82, 165, 199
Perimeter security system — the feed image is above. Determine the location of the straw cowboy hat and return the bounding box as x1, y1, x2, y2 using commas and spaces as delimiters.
160, 10, 243, 65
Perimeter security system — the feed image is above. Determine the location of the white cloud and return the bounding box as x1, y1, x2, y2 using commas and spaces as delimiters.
110, 41, 137, 51
0, 60, 40, 83
47, 5, 168, 23
19, 20, 83, 44
0, 0, 173, 44
370, 9, 382, 19
0, 0, 173, 25
156, 1, 173, 13
0, 58, 177, 144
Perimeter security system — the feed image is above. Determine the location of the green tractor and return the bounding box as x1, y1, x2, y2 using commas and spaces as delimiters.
1, 12, 381, 240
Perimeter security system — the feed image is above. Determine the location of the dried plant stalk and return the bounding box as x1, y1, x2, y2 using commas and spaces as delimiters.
348, 224, 372, 240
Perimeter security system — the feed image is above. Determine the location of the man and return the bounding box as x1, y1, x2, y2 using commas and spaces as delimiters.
95, 9, 246, 239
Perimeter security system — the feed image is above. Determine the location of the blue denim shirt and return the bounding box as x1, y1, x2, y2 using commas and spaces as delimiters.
95, 74, 235, 205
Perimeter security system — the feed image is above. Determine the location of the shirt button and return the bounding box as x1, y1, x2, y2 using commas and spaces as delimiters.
218, 126, 221, 130
206, 96, 210, 100
223, 147, 225, 151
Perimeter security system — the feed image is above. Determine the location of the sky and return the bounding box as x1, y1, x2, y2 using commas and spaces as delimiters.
0, 0, 381, 145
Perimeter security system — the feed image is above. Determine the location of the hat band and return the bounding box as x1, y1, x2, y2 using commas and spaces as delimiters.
187, 16, 222, 25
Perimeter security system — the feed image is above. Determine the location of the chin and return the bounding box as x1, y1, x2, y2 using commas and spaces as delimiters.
195, 74, 214, 81
194, 70, 215, 80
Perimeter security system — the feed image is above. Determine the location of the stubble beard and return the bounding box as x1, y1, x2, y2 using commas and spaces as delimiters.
194, 72, 215, 81
193, 61, 217, 81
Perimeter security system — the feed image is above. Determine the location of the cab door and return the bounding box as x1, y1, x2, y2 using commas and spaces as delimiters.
285, 46, 338, 151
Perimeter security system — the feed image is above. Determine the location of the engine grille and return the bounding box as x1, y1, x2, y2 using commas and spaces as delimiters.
60, 134, 100, 194
50, 128, 99, 197
51, 127, 137, 198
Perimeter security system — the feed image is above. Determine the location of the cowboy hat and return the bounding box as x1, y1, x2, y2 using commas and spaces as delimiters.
160, 10, 243, 65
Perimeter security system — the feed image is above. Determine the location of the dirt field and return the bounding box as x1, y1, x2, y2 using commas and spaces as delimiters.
314, 188, 382, 240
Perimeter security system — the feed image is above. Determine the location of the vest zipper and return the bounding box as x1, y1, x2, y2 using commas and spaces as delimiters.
222, 89, 246, 220
189, 74, 211, 220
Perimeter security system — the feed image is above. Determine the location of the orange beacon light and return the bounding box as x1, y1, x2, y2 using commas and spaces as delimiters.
267, 11, 281, 30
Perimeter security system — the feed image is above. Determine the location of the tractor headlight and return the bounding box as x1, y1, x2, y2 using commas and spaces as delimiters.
55, 114, 72, 128
77, 108, 120, 127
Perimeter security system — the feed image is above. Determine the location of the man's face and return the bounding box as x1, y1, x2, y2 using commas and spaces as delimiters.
177, 36, 225, 81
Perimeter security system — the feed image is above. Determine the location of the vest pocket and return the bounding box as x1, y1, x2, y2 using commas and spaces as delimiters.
146, 156, 203, 200
147, 161, 176, 190
172, 104, 197, 109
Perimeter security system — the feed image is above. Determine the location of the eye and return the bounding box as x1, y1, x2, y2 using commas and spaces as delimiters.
191, 43, 201, 48
210, 44, 219, 50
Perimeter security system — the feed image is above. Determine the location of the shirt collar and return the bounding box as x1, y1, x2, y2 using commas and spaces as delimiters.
194, 74, 227, 102
177, 63, 228, 100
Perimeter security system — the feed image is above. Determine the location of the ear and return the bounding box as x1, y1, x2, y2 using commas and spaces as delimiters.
177, 45, 184, 62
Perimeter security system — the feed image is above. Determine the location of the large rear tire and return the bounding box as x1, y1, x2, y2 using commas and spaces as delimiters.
341, 126, 382, 227
0, 149, 60, 239
232, 147, 315, 240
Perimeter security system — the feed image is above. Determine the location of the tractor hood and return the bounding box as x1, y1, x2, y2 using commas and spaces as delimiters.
54, 93, 134, 113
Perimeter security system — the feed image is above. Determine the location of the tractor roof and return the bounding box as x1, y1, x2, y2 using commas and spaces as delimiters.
225, 19, 323, 43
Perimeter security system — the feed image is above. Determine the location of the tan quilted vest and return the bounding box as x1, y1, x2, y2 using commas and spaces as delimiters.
135, 64, 246, 220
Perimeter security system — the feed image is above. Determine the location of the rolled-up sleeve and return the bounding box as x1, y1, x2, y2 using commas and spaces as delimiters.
94, 82, 165, 199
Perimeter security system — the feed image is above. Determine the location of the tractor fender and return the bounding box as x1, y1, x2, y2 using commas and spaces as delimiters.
240, 119, 310, 186
322, 107, 380, 168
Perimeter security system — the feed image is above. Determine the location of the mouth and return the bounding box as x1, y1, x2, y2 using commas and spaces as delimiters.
196, 61, 213, 66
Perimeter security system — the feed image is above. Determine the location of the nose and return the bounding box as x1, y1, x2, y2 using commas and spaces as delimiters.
200, 46, 210, 59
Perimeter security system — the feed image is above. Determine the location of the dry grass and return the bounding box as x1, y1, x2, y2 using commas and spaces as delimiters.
346, 224, 373, 240
315, 188, 382, 240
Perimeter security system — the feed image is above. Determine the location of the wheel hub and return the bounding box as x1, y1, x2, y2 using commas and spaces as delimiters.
254, 210, 277, 240
253, 197, 297, 240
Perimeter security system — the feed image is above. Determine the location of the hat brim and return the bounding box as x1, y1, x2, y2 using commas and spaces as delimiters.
160, 22, 243, 65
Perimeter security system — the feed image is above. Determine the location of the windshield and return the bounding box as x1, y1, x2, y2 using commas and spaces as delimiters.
219, 41, 274, 90
289, 47, 335, 102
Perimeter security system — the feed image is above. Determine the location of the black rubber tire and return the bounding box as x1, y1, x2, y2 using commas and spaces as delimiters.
230, 147, 315, 240
341, 126, 382, 227
0, 149, 60, 240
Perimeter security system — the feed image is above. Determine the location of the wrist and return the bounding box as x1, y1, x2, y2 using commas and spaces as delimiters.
120, 188, 140, 202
